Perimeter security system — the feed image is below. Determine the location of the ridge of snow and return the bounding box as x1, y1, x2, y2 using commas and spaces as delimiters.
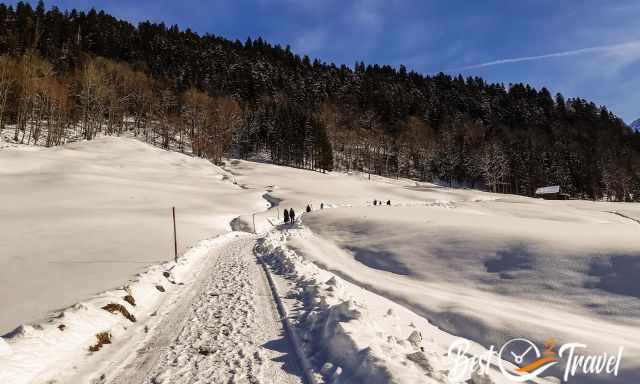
256, 227, 539, 384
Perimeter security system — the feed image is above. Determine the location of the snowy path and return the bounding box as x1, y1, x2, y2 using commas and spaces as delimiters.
107, 236, 304, 384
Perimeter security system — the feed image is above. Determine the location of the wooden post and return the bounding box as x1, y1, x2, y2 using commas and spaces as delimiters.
172, 207, 177, 262
253, 213, 256, 234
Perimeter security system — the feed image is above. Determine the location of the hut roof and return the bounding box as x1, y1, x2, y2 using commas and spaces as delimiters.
535, 185, 560, 195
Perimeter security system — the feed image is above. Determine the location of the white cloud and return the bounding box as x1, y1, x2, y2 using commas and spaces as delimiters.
350, 0, 384, 28
292, 27, 328, 56
448, 40, 640, 72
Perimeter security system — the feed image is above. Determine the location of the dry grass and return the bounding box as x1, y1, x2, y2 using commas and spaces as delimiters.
102, 303, 136, 323
123, 294, 136, 306
123, 286, 136, 306
89, 331, 111, 352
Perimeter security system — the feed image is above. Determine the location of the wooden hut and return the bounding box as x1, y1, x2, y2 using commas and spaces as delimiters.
535, 185, 569, 200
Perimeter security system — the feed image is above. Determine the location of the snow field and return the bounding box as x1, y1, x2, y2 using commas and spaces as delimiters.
220, 157, 640, 383
0, 135, 263, 333
220, 159, 498, 236
294, 204, 640, 383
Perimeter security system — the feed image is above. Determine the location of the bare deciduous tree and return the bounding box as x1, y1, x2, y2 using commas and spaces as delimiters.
208, 96, 243, 163
182, 88, 211, 156
479, 141, 509, 193
78, 58, 109, 140
0, 55, 17, 132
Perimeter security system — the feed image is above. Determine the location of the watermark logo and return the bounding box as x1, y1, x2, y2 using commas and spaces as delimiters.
497, 337, 559, 382
447, 337, 624, 383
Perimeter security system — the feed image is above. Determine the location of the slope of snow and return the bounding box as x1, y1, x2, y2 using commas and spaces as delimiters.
630, 118, 640, 133
293, 203, 640, 383
0, 135, 263, 334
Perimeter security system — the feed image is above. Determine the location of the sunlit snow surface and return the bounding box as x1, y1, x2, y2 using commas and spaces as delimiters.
0, 135, 263, 333
225, 159, 640, 383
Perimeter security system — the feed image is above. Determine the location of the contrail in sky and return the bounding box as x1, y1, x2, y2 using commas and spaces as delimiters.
447, 40, 640, 72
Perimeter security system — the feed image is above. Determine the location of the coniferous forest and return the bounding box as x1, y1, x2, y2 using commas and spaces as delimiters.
1, 2, 639, 200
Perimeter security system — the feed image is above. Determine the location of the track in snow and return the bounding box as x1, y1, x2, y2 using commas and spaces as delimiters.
108, 236, 304, 384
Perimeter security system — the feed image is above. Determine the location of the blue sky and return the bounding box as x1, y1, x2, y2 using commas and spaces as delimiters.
25, 0, 640, 123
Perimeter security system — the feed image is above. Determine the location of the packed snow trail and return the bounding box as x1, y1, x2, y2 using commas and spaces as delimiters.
107, 235, 304, 384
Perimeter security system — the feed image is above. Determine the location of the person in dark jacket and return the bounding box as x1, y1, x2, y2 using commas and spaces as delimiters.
306, 205, 312, 213
373, 199, 377, 206
320, 202, 324, 210
289, 208, 296, 222
283, 208, 290, 223
387, 200, 391, 206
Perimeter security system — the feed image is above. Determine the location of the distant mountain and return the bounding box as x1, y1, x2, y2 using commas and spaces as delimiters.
631, 119, 640, 133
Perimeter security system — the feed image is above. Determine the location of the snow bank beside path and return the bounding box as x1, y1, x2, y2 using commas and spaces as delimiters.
256, 229, 536, 384
0, 232, 250, 384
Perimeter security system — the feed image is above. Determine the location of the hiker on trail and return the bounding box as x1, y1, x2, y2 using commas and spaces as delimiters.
289, 208, 296, 222
283, 208, 290, 224
306, 205, 311, 213
373, 199, 377, 206
320, 202, 324, 210
387, 200, 391, 206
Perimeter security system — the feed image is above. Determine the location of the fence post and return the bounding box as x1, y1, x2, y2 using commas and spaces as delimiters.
172, 207, 177, 262
253, 213, 256, 234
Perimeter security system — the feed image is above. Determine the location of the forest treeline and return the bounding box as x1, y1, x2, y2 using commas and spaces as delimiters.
1, 1, 639, 200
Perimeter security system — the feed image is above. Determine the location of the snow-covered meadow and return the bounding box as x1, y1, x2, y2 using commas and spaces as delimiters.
295, 204, 640, 381
225, 159, 640, 383
0, 135, 263, 334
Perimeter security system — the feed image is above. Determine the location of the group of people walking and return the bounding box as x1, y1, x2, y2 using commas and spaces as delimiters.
283, 207, 296, 224
282, 202, 323, 225
283, 199, 391, 225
